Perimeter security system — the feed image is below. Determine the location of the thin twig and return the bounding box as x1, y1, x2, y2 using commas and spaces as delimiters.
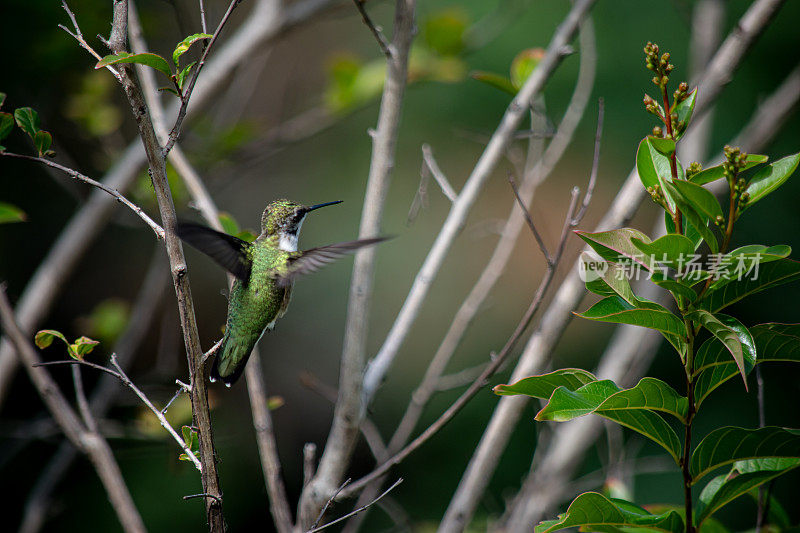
72, 365, 98, 433
163, 0, 243, 157
198, 0, 208, 34
422, 144, 458, 202
0, 152, 164, 240
59, 1, 121, 80
508, 174, 550, 263
311, 478, 352, 530
308, 478, 404, 533
184, 492, 223, 505
33, 356, 203, 471
352, 0, 392, 58
572, 97, 603, 224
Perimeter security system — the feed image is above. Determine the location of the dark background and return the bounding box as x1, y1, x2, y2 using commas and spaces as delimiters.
1, 0, 799, 530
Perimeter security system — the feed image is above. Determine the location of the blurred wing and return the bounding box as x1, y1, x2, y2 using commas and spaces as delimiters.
177, 222, 252, 282
278, 237, 388, 286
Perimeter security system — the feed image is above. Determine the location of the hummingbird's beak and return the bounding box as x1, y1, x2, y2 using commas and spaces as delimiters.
304, 200, 343, 213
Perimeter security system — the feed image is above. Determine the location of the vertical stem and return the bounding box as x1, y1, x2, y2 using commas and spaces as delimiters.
661, 85, 683, 234
682, 319, 696, 533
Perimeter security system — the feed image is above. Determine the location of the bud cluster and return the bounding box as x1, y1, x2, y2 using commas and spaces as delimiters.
686, 161, 703, 178
723, 145, 748, 183
647, 184, 667, 209
643, 94, 661, 118
644, 42, 674, 88
673, 82, 689, 104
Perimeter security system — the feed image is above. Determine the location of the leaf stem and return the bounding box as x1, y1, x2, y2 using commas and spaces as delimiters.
661, 83, 683, 234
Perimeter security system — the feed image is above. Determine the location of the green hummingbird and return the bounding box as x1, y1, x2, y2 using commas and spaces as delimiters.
177, 199, 385, 386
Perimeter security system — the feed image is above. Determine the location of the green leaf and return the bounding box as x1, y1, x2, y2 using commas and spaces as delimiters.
179, 425, 199, 462
422, 8, 468, 57
0, 92, 5, 108
576, 296, 687, 339
176, 61, 196, 91
694, 323, 800, 406
33, 130, 52, 157
69, 336, 99, 360
0, 111, 13, 141
493, 368, 597, 398
159, 86, 181, 97
689, 154, 768, 185
648, 136, 676, 156
706, 244, 792, 291
510, 48, 544, 89
14, 107, 40, 138
218, 212, 239, 235
672, 87, 697, 140
696, 458, 800, 526
34, 329, 68, 349
687, 311, 752, 388
470, 70, 517, 95
0, 202, 26, 224
699, 258, 800, 313
631, 234, 695, 268
690, 426, 800, 482
671, 180, 724, 222
651, 275, 697, 304
535, 379, 684, 462
96, 52, 172, 79
575, 228, 655, 270
663, 181, 719, 253
743, 152, 800, 210
172, 33, 212, 68
534, 492, 684, 533
636, 137, 677, 210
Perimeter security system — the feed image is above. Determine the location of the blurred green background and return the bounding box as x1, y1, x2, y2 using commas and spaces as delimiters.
1, 0, 799, 531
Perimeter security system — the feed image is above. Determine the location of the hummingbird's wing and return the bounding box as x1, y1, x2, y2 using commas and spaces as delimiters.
277, 237, 387, 286
176, 223, 252, 282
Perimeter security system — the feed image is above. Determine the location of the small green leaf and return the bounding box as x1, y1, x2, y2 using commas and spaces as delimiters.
267, 396, 284, 410
176, 61, 196, 91
493, 368, 597, 398
671, 180, 724, 222
0, 202, 26, 224
96, 52, 173, 79
672, 87, 697, 140
470, 70, 517, 95
33, 130, 52, 157
696, 458, 800, 526
689, 154, 768, 185
743, 152, 800, 210
694, 323, 800, 406
159, 86, 181, 97
663, 181, 719, 253
0, 92, 6, 108
70, 336, 99, 360
631, 234, 695, 268
648, 136, 676, 156
422, 8, 468, 57
575, 228, 655, 270
691, 426, 800, 482
534, 492, 684, 533
14, 107, 40, 138
637, 137, 677, 210
510, 48, 544, 89
172, 33, 212, 68
687, 311, 752, 388
34, 329, 68, 349
534, 378, 685, 462
576, 296, 687, 339
699, 258, 800, 313
0, 111, 13, 141
218, 212, 240, 235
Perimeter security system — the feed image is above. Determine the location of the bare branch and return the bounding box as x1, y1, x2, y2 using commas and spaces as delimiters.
0, 286, 146, 533
308, 478, 404, 533
299, 0, 418, 525
360, 0, 596, 411
72, 365, 98, 433
198, 0, 208, 34
0, 152, 164, 240
352, 0, 392, 58
311, 478, 352, 531
572, 97, 603, 225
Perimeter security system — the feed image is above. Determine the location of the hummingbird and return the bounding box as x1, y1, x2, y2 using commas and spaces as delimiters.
177, 199, 385, 387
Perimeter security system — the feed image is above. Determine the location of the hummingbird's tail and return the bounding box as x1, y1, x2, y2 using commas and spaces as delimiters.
209, 334, 255, 387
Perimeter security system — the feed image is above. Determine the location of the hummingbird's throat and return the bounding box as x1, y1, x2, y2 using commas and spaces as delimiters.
278, 216, 304, 252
